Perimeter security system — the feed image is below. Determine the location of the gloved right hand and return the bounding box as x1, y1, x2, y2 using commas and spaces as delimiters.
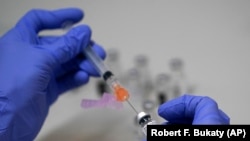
158, 94, 230, 124
0, 8, 105, 141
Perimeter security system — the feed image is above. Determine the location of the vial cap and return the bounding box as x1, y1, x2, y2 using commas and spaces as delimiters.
137, 112, 151, 125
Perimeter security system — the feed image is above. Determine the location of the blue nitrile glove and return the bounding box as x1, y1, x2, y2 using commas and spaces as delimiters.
0, 8, 106, 141
158, 94, 230, 124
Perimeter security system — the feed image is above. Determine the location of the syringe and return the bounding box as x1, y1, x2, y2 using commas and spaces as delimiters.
83, 44, 138, 114
83, 45, 158, 136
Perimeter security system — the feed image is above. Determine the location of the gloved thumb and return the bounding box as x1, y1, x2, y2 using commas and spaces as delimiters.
46, 25, 91, 64
15, 8, 83, 39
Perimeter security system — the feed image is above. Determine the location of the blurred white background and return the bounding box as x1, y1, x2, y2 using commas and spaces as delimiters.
0, 0, 250, 141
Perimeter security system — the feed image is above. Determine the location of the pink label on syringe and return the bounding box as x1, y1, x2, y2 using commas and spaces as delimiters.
81, 93, 123, 110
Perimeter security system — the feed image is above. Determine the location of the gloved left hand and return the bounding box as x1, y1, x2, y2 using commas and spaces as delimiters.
158, 94, 230, 124
0, 8, 105, 141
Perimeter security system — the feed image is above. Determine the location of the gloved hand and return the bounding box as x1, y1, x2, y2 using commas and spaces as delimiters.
158, 94, 230, 124
0, 8, 105, 141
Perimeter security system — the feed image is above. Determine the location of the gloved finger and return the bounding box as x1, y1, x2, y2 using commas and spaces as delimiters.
38, 36, 61, 44
46, 25, 91, 64
15, 8, 83, 39
158, 95, 195, 124
57, 70, 89, 96
158, 94, 228, 124
80, 43, 106, 76
55, 54, 83, 78
53, 42, 105, 77
192, 96, 228, 124
218, 109, 230, 124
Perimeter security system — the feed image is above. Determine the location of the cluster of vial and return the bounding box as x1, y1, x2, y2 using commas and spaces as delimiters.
95, 48, 195, 110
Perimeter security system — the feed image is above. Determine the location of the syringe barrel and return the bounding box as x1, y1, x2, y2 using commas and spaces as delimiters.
83, 45, 109, 76
105, 74, 120, 90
